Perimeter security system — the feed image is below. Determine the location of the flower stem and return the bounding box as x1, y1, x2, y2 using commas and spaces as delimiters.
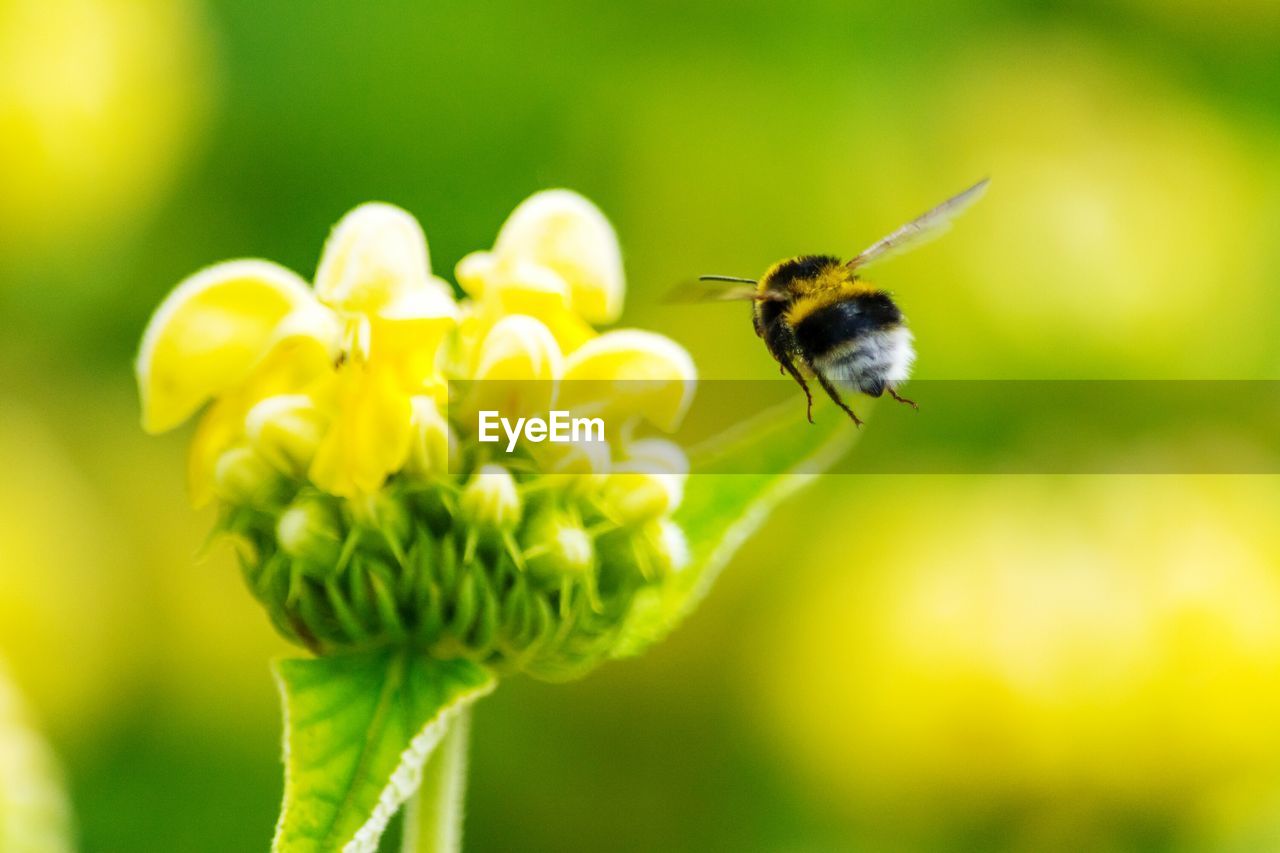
402, 706, 473, 853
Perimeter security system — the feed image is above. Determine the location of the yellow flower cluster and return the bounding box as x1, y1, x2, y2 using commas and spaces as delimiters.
137, 191, 695, 678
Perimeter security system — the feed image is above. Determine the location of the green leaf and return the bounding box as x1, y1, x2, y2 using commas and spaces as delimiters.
272, 650, 495, 853
614, 402, 860, 656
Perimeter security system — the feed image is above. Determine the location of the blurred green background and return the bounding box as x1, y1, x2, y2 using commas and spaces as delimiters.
4, 0, 1280, 850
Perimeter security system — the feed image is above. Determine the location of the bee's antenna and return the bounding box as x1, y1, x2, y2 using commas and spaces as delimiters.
698, 275, 758, 284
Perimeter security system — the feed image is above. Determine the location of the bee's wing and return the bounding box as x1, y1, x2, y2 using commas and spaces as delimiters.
846, 178, 989, 271
664, 276, 788, 303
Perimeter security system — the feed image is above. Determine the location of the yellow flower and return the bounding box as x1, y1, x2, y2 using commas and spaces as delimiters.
559, 330, 696, 434
138, 191, 697, 505
138, 189, 699, 676
462, 314, 564, 423
137, 203, 457, 502
455, 190, 623, 360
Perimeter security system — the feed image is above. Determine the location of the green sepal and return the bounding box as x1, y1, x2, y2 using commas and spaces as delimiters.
271, 650, 495, 853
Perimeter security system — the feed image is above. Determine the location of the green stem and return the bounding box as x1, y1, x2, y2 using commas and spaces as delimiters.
402, 706, 473, 853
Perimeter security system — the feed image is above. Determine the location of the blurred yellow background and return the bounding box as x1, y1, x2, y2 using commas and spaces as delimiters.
2, 0, 1280, 850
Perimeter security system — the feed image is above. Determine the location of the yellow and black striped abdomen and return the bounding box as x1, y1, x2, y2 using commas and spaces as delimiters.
791, 290, 903, 362
794, 290, 913, 397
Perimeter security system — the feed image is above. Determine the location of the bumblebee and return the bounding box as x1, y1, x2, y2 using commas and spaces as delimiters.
689, 179, 988, 426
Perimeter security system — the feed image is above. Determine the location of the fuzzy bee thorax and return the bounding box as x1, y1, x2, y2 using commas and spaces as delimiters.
761, 256, 879, 327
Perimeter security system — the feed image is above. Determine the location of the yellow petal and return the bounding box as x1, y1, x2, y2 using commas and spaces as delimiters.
457, 251, 582, 319
560, 330, 696, 431
455, 251, 495, 298
474, 315, 563, 382
187, 394, 245, 508
482, 260, 603, 352
463, 315, 563, 422
539, 309, 598, 355
314, 202, 440, 318
245, 394, 327, 477
137, 259, 326, 433
368, 313, 453, 399
185, 335, 339, 506
405, 396, 456, 477
380, 275, 457, 322
492, 190, 625, 324
602, 438, 690, 523
485, 256, 569, 306
309, 365, 414, 498
274, 299, 345, 355
456, 245, 598, 356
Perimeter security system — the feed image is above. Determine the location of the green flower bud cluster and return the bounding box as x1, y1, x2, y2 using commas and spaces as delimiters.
218, 406, 689, 682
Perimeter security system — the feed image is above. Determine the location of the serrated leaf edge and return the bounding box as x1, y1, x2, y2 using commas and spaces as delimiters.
270, 659, 495, 853
342, 675, 493, 853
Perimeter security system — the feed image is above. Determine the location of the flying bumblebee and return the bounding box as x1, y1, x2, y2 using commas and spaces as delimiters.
685, 178, 988, 426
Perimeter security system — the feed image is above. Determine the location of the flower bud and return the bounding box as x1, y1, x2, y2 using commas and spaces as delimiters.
277, 496, 344, 578
245, 395, 325, 477
642, 518, 689, 577
523, 508, 594, 584
459, 464, 522, 531
348, 490, 412, 554
603, 473, 682, 525
212, 445, 283, 508
595, 517, 688, 583
406, 396, 455, 478
602, 440, 689, 524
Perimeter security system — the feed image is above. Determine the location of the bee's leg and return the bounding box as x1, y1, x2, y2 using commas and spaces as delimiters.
886, 387, 918, 410
815, 372, 864, 428
778, 359, 815, 424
